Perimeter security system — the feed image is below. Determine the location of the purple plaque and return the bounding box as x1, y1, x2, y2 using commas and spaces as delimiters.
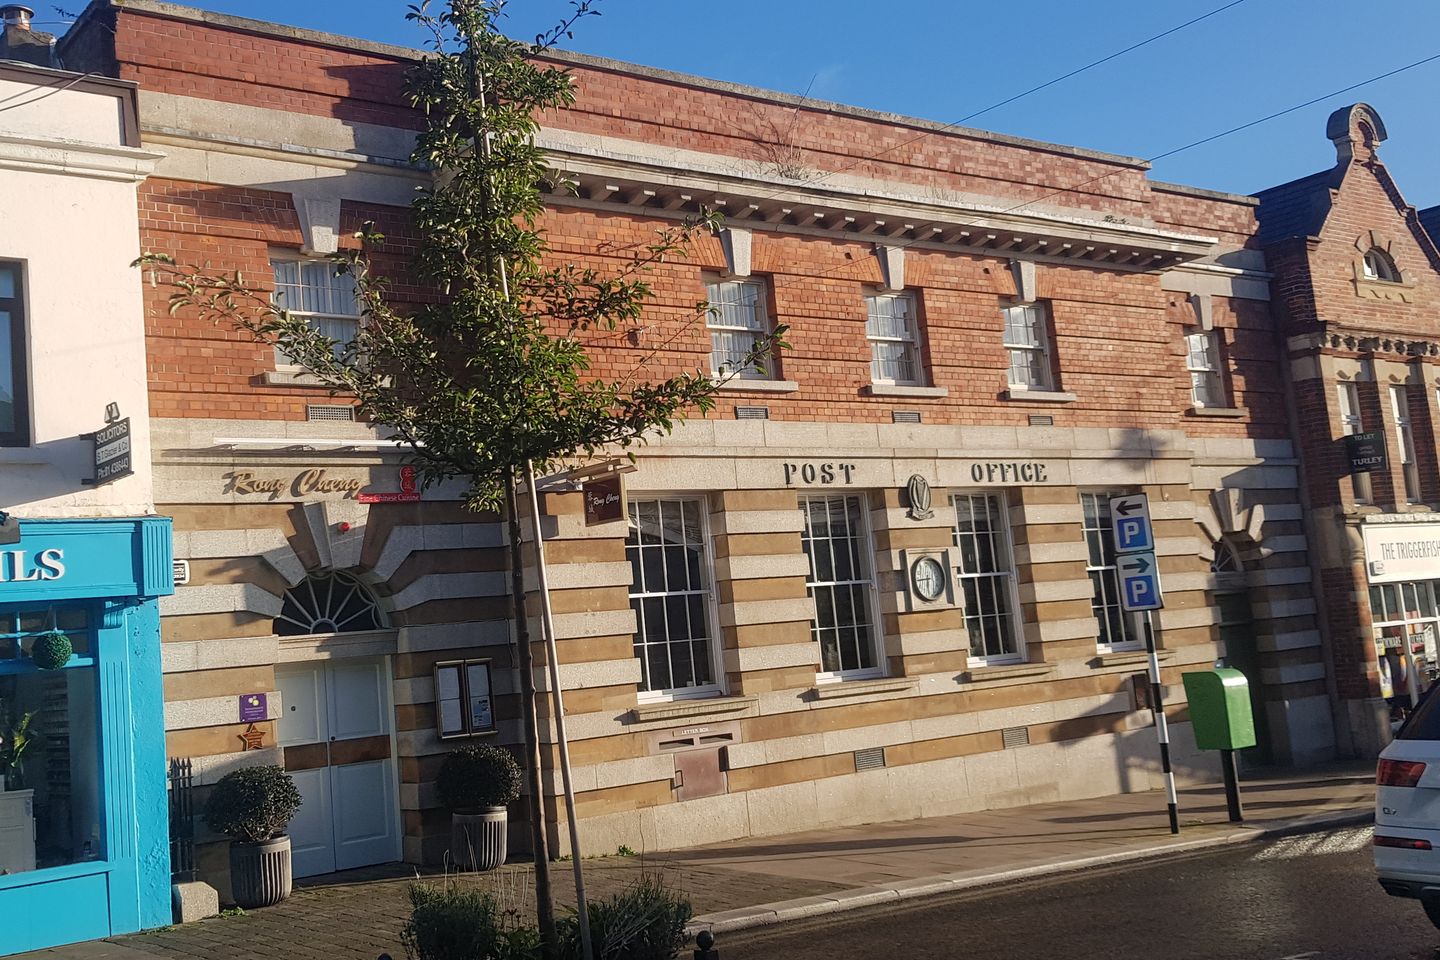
239, 693, 268, 723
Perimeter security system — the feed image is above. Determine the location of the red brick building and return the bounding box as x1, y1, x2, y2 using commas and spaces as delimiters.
59, 0, 1329, 895
1258, 103, 1440, 756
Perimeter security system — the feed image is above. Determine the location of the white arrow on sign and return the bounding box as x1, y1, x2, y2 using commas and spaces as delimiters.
1119, 554, 1153, 575
1117, 550, 1163, 612
1109, 493, 1154, 555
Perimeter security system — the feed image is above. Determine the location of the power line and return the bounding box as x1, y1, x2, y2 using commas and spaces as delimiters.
759, 47, 1440, 297
796, 0, 1252, 193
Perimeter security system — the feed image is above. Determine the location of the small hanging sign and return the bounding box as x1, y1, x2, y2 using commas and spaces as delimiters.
583, 473, 627, 526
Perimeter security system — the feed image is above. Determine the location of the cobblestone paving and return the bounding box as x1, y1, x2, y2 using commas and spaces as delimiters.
75, 856, 841, 960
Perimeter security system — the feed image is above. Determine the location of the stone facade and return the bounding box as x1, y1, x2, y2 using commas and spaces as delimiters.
61, 0, 1332, 881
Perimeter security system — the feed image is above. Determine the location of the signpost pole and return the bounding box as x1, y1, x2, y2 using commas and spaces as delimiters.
1142, 611, 1179, 835
1111, 492, 1177, 836
523, 461, 593, 960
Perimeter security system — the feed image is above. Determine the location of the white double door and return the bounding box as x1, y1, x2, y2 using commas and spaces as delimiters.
276, 658, 402, 878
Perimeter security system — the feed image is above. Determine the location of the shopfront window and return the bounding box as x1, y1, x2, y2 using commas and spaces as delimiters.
1371, 580, 1440, 704
0, 607, 103, 874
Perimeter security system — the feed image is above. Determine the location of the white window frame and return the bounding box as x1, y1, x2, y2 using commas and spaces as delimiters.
1185, 329, 1225, 408
951, 492, 1024, 666
270, 254, 363, 369
705, 277, 773, 379
801, 494, 883, 681
1391, 384, 1422, 503
865, 290, 923, 386
1002, 302, 1054, 391
1338, 381, 1373, 504
625, 495, 724, 702
1363, 249, 1400, 283
1081, 491, 1143, 652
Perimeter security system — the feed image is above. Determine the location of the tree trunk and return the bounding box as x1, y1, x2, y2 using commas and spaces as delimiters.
506, 467, 556, 955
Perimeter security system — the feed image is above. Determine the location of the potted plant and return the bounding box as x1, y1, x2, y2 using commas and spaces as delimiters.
0, 706, 35, 792
204, 765, 302, 908
437, 744, 521, 871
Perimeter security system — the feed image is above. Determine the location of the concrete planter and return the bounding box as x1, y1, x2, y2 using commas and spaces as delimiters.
228, 835, 293, 908
452, 807, 508, 871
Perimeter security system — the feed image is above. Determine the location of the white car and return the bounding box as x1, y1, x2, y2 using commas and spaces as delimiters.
1376, 691, 1440, 928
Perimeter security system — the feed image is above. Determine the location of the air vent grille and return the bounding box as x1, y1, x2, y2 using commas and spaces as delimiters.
854, 746, 887, 771
735, 406, 769, 420
1001, 726, 1030, 749
1027, 414, 1054, 427
892, 410, 922, 423
307, 404, 356, 422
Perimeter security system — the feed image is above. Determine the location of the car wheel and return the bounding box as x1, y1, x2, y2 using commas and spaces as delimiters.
1422, 897, 1440, 931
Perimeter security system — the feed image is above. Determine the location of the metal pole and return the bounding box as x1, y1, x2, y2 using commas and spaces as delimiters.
1142, 611, 1180, 834
1220, 748, 1244, 823
525, 461, 594, 960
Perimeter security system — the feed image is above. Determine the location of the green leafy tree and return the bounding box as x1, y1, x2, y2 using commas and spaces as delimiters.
138, 0, 782, 952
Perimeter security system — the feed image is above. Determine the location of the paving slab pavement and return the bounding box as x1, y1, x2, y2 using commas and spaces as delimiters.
14, 765, 1375, 960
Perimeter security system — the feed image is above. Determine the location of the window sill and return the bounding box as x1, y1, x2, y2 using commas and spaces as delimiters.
960, 661, 1055, 684
1002, 389, 1076, 404
627, 694, 758, 724
808, 676, 916, 701
0, 449, 47, 465
864, 384, 949, 399
715, 379, 799, 394
1188, 406, 1246, 418
1090, 648, 1172, 669
255, 370, 348, 390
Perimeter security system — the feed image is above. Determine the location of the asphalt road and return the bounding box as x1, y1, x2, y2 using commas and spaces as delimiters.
720, 826, 1440, 960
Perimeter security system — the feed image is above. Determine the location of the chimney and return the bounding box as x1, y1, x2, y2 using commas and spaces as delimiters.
0, 5, 32, 29
0, 5, 57, 68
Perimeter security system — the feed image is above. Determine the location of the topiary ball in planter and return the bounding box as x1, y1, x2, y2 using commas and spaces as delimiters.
438, 745, 521, 873
30, 631, 72, 671
436, 744, 522, 813
206, 766, 303, 909
205, 765, 303, 843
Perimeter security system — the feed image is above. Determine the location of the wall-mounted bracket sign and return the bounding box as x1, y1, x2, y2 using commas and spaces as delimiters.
87, 404, 133, 487
583, 473, 627, 526
783, 462, 857, 485
1344, 431, 1387, 474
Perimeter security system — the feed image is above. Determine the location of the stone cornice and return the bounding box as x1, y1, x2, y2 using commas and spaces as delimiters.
1288, 327, 1440, 359
0, 133, 163, 181
540, 131, 1218, 271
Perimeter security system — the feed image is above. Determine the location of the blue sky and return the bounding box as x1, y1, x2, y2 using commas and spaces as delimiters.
68, 0, 1440, 206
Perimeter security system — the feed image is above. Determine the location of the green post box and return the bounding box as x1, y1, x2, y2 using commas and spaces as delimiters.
1182, 668, 1257, 751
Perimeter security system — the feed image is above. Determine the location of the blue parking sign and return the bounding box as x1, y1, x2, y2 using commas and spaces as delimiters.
1109, 494, 1154, 554
1117, 551, 1164, 612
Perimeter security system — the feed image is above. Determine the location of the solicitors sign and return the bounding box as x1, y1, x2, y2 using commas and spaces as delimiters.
1363, 521, 1440, 584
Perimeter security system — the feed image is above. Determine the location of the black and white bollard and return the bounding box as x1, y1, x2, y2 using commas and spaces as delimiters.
695, 930, 719, 960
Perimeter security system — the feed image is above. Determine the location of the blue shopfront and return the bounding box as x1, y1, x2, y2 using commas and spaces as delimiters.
0, 518, 173, 955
